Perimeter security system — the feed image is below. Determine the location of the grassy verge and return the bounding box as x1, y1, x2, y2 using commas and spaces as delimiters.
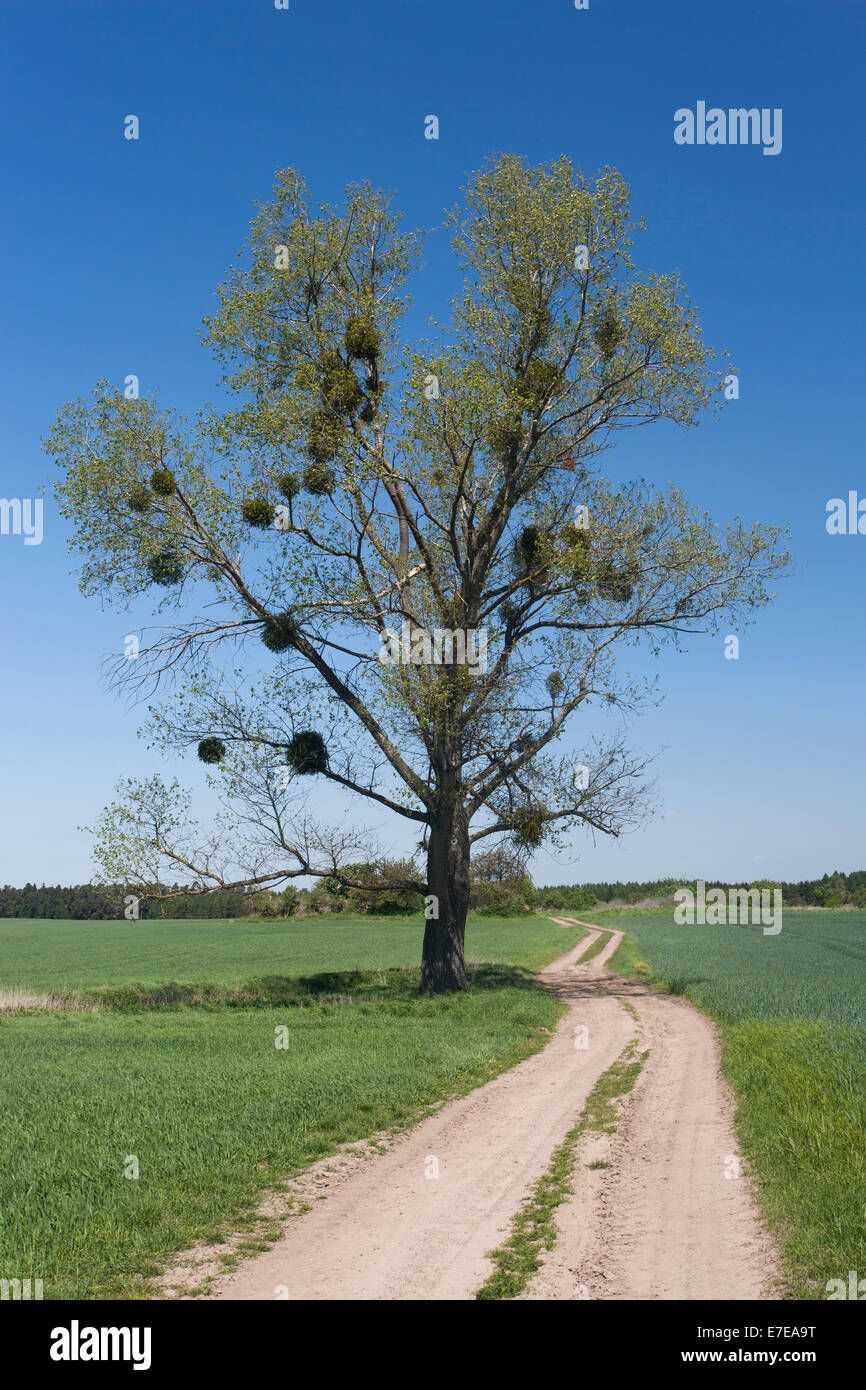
721, 1020, 866, 1298
475, 1037, 648, 1300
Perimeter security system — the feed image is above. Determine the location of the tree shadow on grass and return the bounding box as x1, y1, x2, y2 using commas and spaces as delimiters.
85, 962, 543, 1012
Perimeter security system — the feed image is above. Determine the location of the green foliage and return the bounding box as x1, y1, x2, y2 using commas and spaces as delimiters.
302, 460, 335, 494
305, 410, 344, 464
280, 885, 299, 916
545, 671, 564, 698
597, 561, 638, 603
512, 809, 544, 850
127, 484, 152, 514
150, 468, 177, 497
276, 472, 300, 500
323, 363, 364, 415
513, 525, 552, 591
514, 358, 559, 410
485, 419, 521, 461
344, 314, 381, 361
594, 299, 622, 361
241, 497, 275, 528
562, 524, 592, 580
344, 860, 423, 914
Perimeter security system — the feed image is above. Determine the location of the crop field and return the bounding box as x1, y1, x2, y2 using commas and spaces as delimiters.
0, 914, 580, 1300
610, 910, 866, 1297
0, 913, 573, 995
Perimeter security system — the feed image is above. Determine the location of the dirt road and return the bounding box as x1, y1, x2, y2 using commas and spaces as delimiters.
163, 920, 779, 1300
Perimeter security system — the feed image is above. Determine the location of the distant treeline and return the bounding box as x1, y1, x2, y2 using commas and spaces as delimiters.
0, 883, 250, 919
2, 869, 865, 919
535, 870, 866, 910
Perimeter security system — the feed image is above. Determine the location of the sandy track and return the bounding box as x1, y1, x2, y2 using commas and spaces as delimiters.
525, 921, 781, 1301
209, 925, 632, 1301
174, 917, 778, 1301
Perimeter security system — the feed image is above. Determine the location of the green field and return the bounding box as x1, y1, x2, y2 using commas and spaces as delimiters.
0, 913, 571, 994
0, 914, 580, 1300
608, 910, 866, 1298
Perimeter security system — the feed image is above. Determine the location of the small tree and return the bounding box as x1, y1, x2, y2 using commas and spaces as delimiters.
469, 844, 531, 915
48, 156, 788, 993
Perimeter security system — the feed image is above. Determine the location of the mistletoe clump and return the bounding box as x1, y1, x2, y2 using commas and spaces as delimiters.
562, 523, 592, 580
197, 737, 226, 764
277, 472, 300, 501
597, 561, 638, 603
261, 613, 298, 652
595, 301, 622, 362
322, 359, 364, 415
303, 461, 335, 495
344, 314, 381, 362
512, 807, 545, 849
150, 468, 176, 497
146, 549, 184, 587
286, 729, 328, 775
128, 483, 152, 514
514, 358, 559, 410
514, 524, 553, 592
241, 497, 275, 528
486, 418, 522, 462
307, 409, 345, 463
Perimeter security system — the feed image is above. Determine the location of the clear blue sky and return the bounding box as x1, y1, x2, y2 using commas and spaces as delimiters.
1, 0, 863, 888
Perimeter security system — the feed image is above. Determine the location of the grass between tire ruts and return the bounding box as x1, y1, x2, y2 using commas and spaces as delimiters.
475, 1036, 648, 1300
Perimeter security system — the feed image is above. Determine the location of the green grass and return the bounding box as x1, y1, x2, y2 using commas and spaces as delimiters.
0, 914, 581, 1300
607, 911, 866, 1298
0, 913, 570, 993
475, 1038, 647, 1300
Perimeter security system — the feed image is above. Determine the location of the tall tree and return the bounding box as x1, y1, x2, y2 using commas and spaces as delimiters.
47, 156, 788, 992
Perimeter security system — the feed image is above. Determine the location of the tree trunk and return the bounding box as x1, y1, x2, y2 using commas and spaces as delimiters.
420, 803, 470, 994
